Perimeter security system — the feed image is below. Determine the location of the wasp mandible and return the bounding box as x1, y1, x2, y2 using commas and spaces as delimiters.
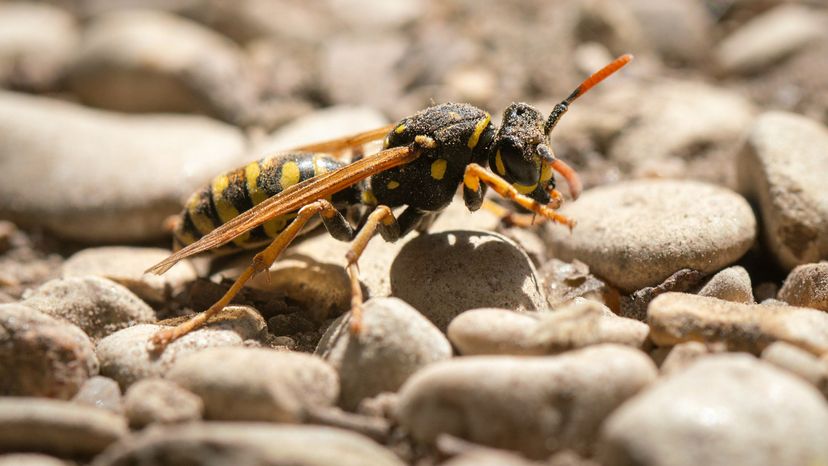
146, 54, 633, 349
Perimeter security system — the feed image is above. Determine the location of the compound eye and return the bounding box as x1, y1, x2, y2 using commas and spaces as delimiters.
499, 141, 539, 186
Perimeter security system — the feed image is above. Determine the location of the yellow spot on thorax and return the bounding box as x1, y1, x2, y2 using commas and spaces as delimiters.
394, 124, 406, 134
387, 180, 400, 190
467, 113, 491, 149
280, 161, 301, 189
361, 189, 378, 206
211, 175, 249, 245
494, 150, 507, 176
431, 159, 448, 180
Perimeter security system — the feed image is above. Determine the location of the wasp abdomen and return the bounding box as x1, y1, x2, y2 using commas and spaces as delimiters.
174, 153, 348, 251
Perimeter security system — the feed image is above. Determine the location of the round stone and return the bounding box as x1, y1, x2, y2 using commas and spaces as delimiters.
72, 376, 123, 414
0, 398, 127, 457
778, 262, 828, 312
21, 276, 155, 343
390, 230, 546, 331
92, 423, 404, 466
61, 247, 197, 304
447, 308, 541, 356
546, 180, 756, 292
737, 111, 828, 269
124, 378, 203, 428
599, 354, 828, 466
166, 347, 338, 422
0, 90, 247, 243
0, 303, 98, 399
396, 345, 657, 459
697, 266, 754, 303
96, 307, 266, 389
316, 297, 452, 410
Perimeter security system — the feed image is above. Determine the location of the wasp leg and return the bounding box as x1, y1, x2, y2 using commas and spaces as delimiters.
480, 189, 565, 228
149, 199, 348, 350
464, 164, 575, 229
344, 205, 408, 334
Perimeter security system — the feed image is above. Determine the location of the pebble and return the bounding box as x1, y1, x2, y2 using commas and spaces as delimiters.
316, 297, 452, 410
72, 376, 123, 414
21, 276, 155, 343
778, 262, 828, 311
448, 301, 648, 356
0, 91, 247, 243
697, 266, 755, 304
0, 303, 98, 399
648, 292, 828, 355
606, 81, 756, 188
447, 308, 541, 356
0, 454, 69, 466
539, 258, 619, 311
546, 180, 756, 292
67, 10, 258, 125
62, 247, 197, 304
0, 3, 78, 90
761, 342, 828, 398
390, 230, 546, 331
716, 5, 827, 75
396, 345, 657, 459
737, 112, 828, 269
528, 299, 650, 353
166, 347, 338, 422
123, 378, 203, 428
0, 397, 127, 457
92, 423, 404, 466
598, 354, 828, 466
623, 0, 712, 64
96, 306, 266, 389
658, 341, 713, 375
441, 449, 542, 466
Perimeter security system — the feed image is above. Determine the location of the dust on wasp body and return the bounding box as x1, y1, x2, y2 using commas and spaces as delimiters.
146, 54, 633, 349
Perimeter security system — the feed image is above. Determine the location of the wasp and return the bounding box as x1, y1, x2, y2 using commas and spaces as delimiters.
146, 54, 633, 348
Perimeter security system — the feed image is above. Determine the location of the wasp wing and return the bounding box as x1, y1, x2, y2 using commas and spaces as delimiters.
288, 123, 396, 154
146, 145, 419, 275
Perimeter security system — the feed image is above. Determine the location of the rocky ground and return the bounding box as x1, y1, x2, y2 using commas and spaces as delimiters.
1, 0, 828, 465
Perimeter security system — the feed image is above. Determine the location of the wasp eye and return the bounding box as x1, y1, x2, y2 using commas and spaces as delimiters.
498, 141, 539, 186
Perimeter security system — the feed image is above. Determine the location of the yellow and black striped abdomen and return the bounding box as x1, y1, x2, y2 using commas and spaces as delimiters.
173, 152, 349, 252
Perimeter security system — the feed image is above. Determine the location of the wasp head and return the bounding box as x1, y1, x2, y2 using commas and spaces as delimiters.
490, 103, 557, 203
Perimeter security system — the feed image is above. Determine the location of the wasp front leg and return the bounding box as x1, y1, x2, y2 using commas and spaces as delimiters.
463, 164, 575, 229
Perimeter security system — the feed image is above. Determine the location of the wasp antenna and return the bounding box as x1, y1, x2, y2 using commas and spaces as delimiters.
545, 54, 633, 135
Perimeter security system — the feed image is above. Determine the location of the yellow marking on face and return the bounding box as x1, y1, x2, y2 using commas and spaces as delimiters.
187, 194, 217, 235
245, 162, 268, 205
495, 150, 507, 176
513, 182, 538, 194
211, 175, 249, 245
467, 113, 491, 149
431, 159, 448, 180
540, 160, 554, 184
280, 161, 301, 189
361, 189, 378, 205
394, 124, 406, 134
387, 180, 400, 190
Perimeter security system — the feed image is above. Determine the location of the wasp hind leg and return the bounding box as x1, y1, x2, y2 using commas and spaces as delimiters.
148, 199, 354, 350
